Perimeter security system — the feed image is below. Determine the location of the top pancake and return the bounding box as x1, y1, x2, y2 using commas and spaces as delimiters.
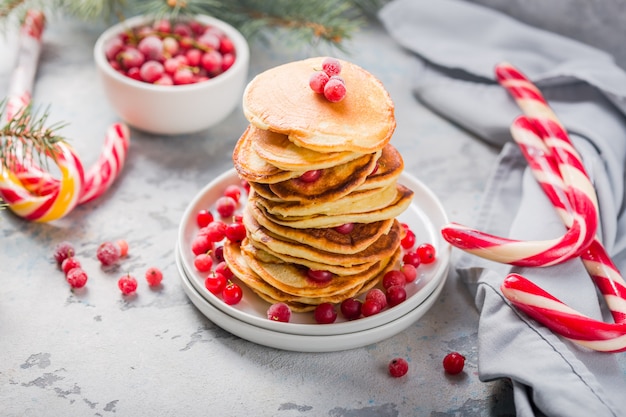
242, 57, 396, 153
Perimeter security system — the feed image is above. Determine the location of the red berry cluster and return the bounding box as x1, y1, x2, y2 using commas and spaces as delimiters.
192, 182, 249, 306
309, 57, 346, 102
53, 240, 163, 295
104, 18, 236, 86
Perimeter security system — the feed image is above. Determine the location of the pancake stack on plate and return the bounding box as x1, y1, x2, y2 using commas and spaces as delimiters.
224, 57, 414, 312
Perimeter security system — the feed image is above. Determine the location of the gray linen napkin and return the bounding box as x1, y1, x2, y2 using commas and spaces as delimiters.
379, 1, 626, 416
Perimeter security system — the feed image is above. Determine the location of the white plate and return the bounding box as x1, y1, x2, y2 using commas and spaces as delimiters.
177, 168, 450, 336
176, 248, 447, 352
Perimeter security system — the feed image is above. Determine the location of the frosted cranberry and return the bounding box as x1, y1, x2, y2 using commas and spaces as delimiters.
386, 285, 407, 307
197, 32, 220, 50
299, 170, 321, 182
118, 274, 138, 295
365, 288, 387, 309
361, 298, 382, 317
153, 19, 171, 33
382, 270, 406, 290
201, 50, 223, 74
340, 298, 362, 320
388, 358, 409, 378
154, 75, 173, 85
162, 38, 180, 58
61, 257, 81, 274
223, 184, 242, 203
173, 23, 193, 37
323, 76, 346, 102
140, 60, 165, 83
138, 35, 163, 61
196, 209, 214, 228
309, 71, 329, 94
222, 53, 235, 72
191, 234, 213, 256
185, 48, 202, 66
333, 223, 354, 234
219, 36, 234, 54
173, 67, 195, 85
194, 253, 213, 272
314, 303, 337, 324
126, 67, 142, 81
190, 20, 206, 35
66, 268, 88, 289
116, 240, 129, 258
216, 196, 237, 218
203, 221, 227, 242
267, 303, 291, 322
322, 57, 342, 76
145, 267, 163, 286
307, 269, 333, 283
104, 37, 124, 60
118, 47, 145, 69
401, 263, 418, 283
53, 241, 75, 265
97, 241, 120, 266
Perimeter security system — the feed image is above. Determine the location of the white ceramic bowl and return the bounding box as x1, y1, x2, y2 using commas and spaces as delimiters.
94, 14, 249, 135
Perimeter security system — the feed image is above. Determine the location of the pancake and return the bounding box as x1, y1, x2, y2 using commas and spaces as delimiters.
267, 150, 380, 203
253, 183, 414, 229
254, 182, 398, 218
247, 200, 395, 254
242, 57, 396, 153
243, 208, 403, 267
233, 125, 304, 184
250, 126, 364, 171
355, 144, 404, 191
240, 239, 400, 298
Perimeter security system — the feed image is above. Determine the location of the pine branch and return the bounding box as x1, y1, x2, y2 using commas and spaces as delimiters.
0, 100, 68, 171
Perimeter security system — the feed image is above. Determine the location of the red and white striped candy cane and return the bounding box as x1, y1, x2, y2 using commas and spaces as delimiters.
502, 274, 626, 353
1, 10, 131, 221
511, 116, 626, 324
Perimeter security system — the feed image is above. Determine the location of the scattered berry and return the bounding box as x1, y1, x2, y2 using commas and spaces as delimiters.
401, 229, 416, 249
145, 267, 163, 286
215, 261, 233, 279
340, 298, 362, 320
323, 76, 346, 102
66, 268, 88, 289
116, 239, 129, 258
416, 243, 437, 264
267, 302, 292, 322
307, 269, 333, 283
299, 170, 321, 183
401, 263, 418, 283
223, 184, 242, 203
202, 221, 227, 242
365, 288, 387, 310
205, 272, 227, 295
309, 71, 330, 94
333, 223, 354, 234
196, 209, 214, 228
54, 241, 75, 265
216, 196, 237, 218
361, 298, 383, 317
321, 57, 342, 76
382, 270, 406, 290
443, 352, 466, 375
61, 257, 82, 275
388, 358, 409, 378
194, 253, 214, 272
386, 285, 407, 307
402, 251, 421, 268
225, 222, 246, 242
314, 302, 337, 324
213, 245, 225, 262
118, 274, 138, 295
97, 241, 121, 266
191, 234, 213, 256
222, 281, 243, 305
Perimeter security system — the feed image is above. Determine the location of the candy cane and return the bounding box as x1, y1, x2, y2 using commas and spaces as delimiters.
502, 274, 626, 353
1, 10, 130, 221
511, 116, 626, 324
0, 142, 85, 222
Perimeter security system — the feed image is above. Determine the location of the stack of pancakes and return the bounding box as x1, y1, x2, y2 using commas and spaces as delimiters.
224, 57, 414, 312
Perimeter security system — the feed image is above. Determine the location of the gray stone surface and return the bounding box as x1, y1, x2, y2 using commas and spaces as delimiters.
0, 15, 520, 417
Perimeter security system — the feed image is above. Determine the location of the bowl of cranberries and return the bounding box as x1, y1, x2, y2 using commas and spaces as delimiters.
94, 14, 249, 135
